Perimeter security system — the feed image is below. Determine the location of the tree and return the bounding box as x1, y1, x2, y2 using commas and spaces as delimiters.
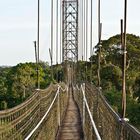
0, 62, 52, 109
90, 34, 140, 130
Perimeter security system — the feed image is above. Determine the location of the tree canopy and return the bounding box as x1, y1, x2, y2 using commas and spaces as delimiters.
90, 34, 140, 129
0, 62, 52, 109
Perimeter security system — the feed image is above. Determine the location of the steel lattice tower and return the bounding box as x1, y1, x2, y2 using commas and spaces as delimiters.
62, 0, 78, 63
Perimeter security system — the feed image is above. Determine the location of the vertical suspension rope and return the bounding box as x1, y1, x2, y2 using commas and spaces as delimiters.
98, 0, 100, 42
90, 0, 93, 83
86, 0, 88, 62
34, 41, 38, 65
85, 0, 88, 83
56, 0, 59, 82
56, 0, 59, 64
34, 41, 38, 89
83, 0, 85, 82
90, 0, 93, 57
60, 0, 62, 64
51, 0, 54, 80
37, 0, 40, 63
81, 0, 83, 61
97, 0, 101, 88
51, 0, 53, 63
83, 0, 86, 61
37, 0, 40, 89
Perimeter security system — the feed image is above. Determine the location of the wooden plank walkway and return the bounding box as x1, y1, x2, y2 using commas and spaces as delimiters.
57, 87, 84, 140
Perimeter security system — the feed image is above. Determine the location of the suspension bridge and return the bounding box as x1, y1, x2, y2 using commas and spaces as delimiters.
0, 0, 140, 139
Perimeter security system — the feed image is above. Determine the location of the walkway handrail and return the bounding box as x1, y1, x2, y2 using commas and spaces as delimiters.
81, 84, 102, 140
25, 86, 60, 140
86, 83, 140, 140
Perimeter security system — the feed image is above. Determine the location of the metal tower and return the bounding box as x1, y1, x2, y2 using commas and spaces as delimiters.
62, 0, 78, 63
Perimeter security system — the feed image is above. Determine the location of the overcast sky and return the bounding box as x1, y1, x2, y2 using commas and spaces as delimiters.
0, 0, 140, 66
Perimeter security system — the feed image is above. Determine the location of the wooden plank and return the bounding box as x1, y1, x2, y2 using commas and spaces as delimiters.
57, 88, 84, 140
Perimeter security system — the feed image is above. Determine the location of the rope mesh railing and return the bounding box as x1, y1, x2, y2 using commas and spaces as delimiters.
74, 84, 101, 140
88, 83, 140, 140
0, 83, 68, 140
74, 83, 140, 140
34, 84, 68, 140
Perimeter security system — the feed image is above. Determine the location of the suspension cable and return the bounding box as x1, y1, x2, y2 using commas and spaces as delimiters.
37, 0, 40, 89
85, 0, 88, 83
86, 0, 88, 62
56, 0, 59, 64
37, 0, 40, 64
90, 0, 93, 82
98, 0, 101, 42
60, 0, 62, 64
83, 0, 85, 61
51, 0, 54, 65
97, 0, 102, 88
50, 0, 54, 80
56, 0, 59, 82
81, 0, 83, 61
90, 0, 93, 57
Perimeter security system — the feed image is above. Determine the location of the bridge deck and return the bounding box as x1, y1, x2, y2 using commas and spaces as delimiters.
57, 88, 84, 140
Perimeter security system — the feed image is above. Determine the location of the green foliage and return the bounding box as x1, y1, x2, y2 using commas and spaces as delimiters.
53, 64, 64, 83
0, 62, 52, 109
104, 88, 122, 113
0, 101, 7, 110
89, 34, 140, 130
126, 99, 140, 128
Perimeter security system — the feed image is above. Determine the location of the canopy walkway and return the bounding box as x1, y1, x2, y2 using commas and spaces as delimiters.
0, 0, 140, 139
0, 83, 140, 140
57, 86, 84, 140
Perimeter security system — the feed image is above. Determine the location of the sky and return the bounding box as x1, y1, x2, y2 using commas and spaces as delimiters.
0, 0, 140, 66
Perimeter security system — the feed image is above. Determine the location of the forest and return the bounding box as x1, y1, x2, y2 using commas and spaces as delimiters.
88, 34, 140, 130
0, 62, 53, 109
0, 34, 140, 130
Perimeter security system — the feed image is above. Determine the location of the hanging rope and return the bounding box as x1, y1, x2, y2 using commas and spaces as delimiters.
60, 0, 62, 64
90, 0, 93, 82
37, 0, 40, 89
56, 0, 59, 64
51, 0, 54, 64
81, 0, 84, 61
